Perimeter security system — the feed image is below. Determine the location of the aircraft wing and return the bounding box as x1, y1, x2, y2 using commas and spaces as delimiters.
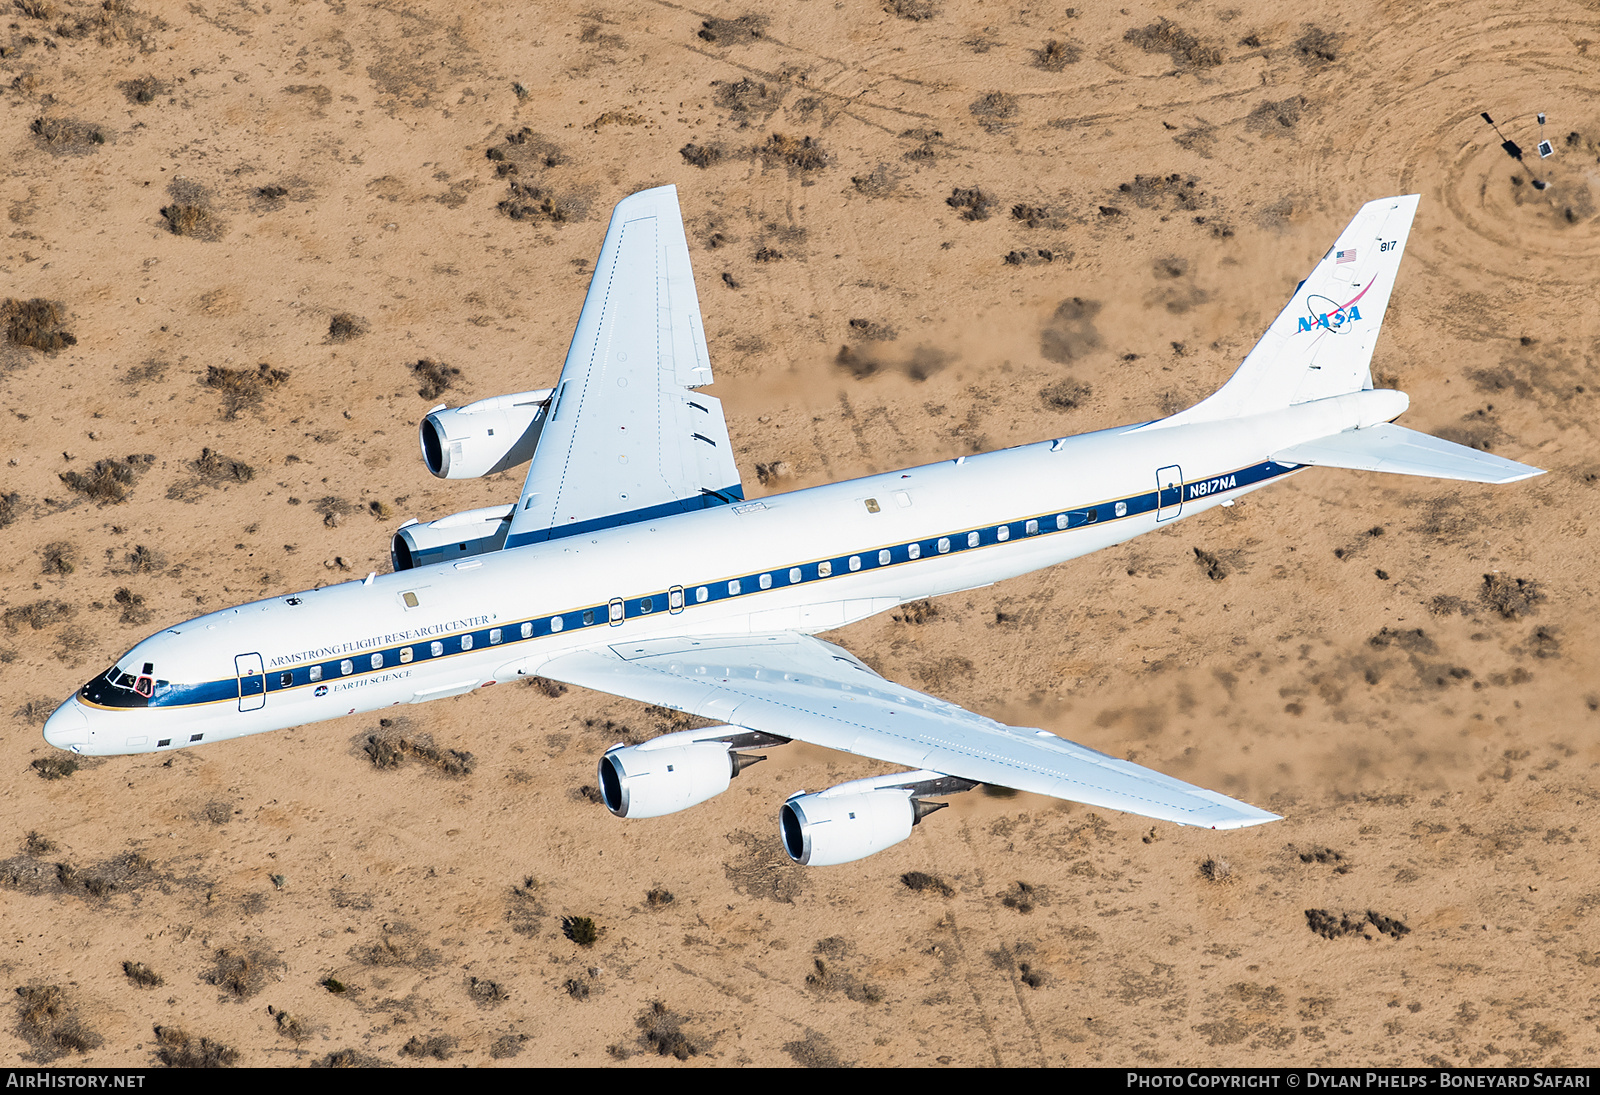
536, 632, 1279, 830
504, 185, 744, 550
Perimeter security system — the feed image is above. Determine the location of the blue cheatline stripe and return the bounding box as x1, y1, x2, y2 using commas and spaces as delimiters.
503, 484, 746, 549
143, 460, 1295, 711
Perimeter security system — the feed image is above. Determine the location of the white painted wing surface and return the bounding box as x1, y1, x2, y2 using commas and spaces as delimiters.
537, 633, 1280, 830
1273, 422, 1545, 484
505, 185, 743, 549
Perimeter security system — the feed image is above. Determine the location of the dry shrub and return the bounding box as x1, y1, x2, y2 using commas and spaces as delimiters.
203, 364, 288, 418
1193, 547, 1229, 581
271, 1007, 308, 1042
29, 117, 104, 153
884, 0, 936, 20
636, 1001, 699, 1059
1480, 574, 1543, 619
4, 599, 75, 631
364, 724, 475, 777
1199, 857, 1234, 884
160, 178, 223, 239
646, 887, 675, 906
352, 922, 435, 968
14, 698, 56, 726
679, 142, 723, 169
490, 1035, 526, 1059
1000, 880, 1045, 913
0, 492, 17, 528
314, 1048, 383, 1068
203, 947, 281, 999
123, 961, 163, 989
1034, 39, 1081, 70
1041, 379, 1091, 411
761, 133, 827, 171
32, 756, 79, 781
468, 976, 509, 1006
900, 870, 954, 896
411, 358, 460, 400
153, 1025, 238, 1068
192, 448, 255, 484
114, 587, 151, 625
59, 454, 153, 504
498, 182, 586, 224
947, 186, 994, 221
119, 75, 163, 103
1294, 26, 1339, 66
711, 76, 780, 118
39, 541, 75, 575
327, 313, 367, 342
15, 985, 101, 1060
1124, 19, 1223, 68
400, 1034, 456, 1060
697, 14, 764, 44
3, 298, 76, 352
969, 91, 1018, 121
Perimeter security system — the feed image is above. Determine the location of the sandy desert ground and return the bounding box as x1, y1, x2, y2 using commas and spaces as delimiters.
0, 0, 1597, 1068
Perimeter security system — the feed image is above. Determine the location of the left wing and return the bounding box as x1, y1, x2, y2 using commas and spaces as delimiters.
504, 185, 743, 549
536, 632, 1278, 830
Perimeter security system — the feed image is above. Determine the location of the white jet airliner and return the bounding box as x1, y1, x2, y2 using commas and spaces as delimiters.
44, 187, 1541, 866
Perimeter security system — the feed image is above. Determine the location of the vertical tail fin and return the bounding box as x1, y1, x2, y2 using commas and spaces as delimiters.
1164, 195, 1420, 426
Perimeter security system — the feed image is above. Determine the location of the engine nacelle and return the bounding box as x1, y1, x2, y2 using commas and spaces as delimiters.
778, 770, 974, 866
598, 727, 762, 819
420, 389, 552, 479
780, 786, 915, 867
391, 504, 513, 571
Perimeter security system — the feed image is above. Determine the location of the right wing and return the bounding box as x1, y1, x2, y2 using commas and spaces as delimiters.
504, 185, 744, 549
536, 632, 1278, 830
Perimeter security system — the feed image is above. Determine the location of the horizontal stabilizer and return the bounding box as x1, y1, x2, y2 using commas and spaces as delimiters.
1272, 423, 1544, 484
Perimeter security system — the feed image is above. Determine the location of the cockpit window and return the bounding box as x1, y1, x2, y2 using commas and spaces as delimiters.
82, 662, 160, 709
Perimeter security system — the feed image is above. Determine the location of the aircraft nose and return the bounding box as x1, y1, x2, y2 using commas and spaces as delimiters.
42, 701, 89, 751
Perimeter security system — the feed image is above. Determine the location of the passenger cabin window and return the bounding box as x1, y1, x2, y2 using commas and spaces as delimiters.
728, 580, 741, 596
997, 526, 1011, 542
696, 586, 709, 603
759, 573, 772, 590
937, 537, 950, 554
400, 647, 413, 663
968, 531, 980, 547
1085, 509, 1099, 524
1056, 514, 1068, 530
279, 672, 292, 687
490, 628, 503, 644
371, 653, 383, 670
878, 549, 891, 566
1115, 501, 1127, 517
583, 610, 595, 626
848, 556, 860, 572
669, 588, 684, 611
309, 665, 322, 682
609, 600, 624, 624
520, 622, 532, 639
788, 568, 801, 584
818, 560, 833, 577
641, 597, 653, 614
430, 641, 444, 657
1026, 519, 1039, 535
461, 634, 473, 651
908, 543, 922, 560
340, 659, 353, 676
551, 616, 564, 632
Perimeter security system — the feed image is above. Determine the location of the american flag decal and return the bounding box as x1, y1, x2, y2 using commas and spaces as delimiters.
1335, 248, 1356, 264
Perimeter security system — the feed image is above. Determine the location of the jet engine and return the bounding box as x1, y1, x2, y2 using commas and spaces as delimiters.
598, 727, 785, 819
391, 504, 513, 571
779, 772, 977, 866
420, 389, 553, 479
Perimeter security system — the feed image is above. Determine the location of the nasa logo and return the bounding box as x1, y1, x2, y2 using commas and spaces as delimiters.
1298, 293, 1364, 334
314, 685, 328, 697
